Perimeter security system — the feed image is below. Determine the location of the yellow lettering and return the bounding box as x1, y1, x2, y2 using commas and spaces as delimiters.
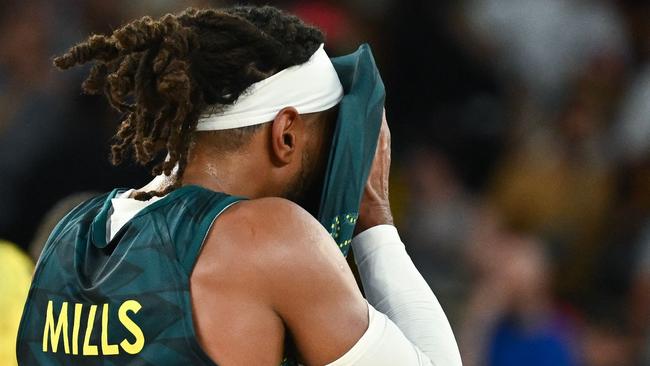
83, 304, 99, 356
72, 303, 82, 355
101, 304, 120, 355
118, 300, 145, 354
43, 300, 144, 357
42, 301, 70, 354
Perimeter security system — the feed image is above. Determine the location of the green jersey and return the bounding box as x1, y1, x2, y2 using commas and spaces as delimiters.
16, 186, 303, 365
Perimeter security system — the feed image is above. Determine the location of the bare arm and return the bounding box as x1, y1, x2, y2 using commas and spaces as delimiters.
191, 198, 368, 365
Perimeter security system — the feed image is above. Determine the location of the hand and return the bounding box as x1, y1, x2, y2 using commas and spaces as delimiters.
355, 109, 393, 234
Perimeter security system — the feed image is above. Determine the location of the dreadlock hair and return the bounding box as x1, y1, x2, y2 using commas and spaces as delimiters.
54, 6, 324, 199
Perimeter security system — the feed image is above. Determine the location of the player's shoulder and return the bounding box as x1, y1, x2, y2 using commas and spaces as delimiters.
227, 196, 315, 228
205, 196, 340, 271
196, 196, 355, 319
227, 196, 320, 230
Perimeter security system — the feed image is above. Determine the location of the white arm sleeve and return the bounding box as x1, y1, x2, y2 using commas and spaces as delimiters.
326, 303, 434, 366
351, 225, 462, 366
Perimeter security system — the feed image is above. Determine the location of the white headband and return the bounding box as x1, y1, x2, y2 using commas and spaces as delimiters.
196, 44, 343, 131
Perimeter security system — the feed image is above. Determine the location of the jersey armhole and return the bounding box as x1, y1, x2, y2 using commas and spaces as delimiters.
177, 194, 245, 366
180, 195, 245, 275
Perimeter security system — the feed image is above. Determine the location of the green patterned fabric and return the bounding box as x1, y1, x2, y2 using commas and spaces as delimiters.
318, 44, 386, 257
17, 186, 244, 365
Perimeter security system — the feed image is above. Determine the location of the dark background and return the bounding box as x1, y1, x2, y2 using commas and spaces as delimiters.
1, 0, 649, 365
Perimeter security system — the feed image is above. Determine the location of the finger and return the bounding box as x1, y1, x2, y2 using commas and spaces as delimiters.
380, 111, 391, 151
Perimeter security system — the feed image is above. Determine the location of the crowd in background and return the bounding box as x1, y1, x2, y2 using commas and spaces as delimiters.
1, 0, 649, 365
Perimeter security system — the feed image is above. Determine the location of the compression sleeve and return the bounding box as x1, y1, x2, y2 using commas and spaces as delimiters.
351, 225, 462, 366
326, 303, 434, 366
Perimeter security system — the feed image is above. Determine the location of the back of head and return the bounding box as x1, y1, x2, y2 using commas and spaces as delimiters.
54, 6, 324, 198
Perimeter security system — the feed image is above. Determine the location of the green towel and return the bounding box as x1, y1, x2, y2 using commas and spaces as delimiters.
317, 44, 385, 257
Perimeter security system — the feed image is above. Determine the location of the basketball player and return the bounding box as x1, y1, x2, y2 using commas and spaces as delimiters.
17, 6, 462, 366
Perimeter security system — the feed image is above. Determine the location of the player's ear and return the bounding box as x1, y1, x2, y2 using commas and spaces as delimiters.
270, 107, 303, 165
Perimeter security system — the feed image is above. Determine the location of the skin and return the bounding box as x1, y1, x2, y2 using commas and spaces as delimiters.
138, 107, 393, 365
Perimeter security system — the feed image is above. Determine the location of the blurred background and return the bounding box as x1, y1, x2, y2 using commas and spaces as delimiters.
1, 0, 649, 365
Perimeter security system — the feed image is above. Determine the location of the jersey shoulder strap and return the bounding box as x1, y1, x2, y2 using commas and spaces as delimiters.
88, 185, 243, 275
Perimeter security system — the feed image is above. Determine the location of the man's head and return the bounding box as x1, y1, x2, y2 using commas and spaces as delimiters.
189, 105, 337, 212
54, 6, 337, 207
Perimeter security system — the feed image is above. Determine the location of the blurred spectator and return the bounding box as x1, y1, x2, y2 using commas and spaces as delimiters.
459, 212, 579, 366
0, 241, 33, 366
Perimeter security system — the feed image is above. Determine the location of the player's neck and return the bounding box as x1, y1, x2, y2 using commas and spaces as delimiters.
182, 147, 273, 199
